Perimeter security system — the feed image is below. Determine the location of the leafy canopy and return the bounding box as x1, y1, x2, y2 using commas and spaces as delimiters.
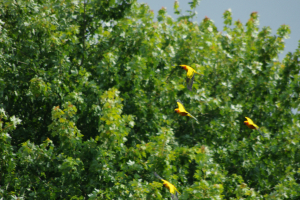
1, 0, 300, 199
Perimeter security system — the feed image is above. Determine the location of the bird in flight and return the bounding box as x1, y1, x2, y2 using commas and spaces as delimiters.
179, 64, 203, 91
154, 172, 181, 200
175, 99, 199, 123
244, 117, 265, 136
244, 117, 259, 130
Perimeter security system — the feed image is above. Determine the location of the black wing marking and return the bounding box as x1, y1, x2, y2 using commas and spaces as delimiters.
186, 73, 195, 91
154, 172, 164, 180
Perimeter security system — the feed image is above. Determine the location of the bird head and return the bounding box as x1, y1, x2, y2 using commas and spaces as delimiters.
179, 65, 187, 70
174, 108, 179, 113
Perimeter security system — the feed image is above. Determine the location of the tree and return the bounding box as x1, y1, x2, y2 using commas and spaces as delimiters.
1, 0, 300, 199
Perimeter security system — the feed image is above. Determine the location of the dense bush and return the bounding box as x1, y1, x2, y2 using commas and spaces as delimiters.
1, 0, 300, 199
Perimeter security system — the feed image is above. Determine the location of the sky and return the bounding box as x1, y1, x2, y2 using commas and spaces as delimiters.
137, 0, 300, 60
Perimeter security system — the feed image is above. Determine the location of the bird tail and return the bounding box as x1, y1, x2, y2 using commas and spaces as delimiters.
154, 172, 163, 180
188, 113, 199, 124
195, 71, 203, 75
257, 128, 265, 137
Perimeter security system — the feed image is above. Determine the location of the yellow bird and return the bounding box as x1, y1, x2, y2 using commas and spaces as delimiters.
244, 117, 265, 137
175, 99, 199, 123
244, 117, 259, 130
154, 172, 181, 200
179, 65, 202, 91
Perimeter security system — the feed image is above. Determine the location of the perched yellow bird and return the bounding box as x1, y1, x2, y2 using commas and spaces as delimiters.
154, 172, 181, 200
244, 117, 259, 130
179, 65, 202, 91
175, 99, 198, 123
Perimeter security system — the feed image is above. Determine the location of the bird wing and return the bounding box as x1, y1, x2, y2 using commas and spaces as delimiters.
165, 181, 180, 194
154, 172, 164, 180
171, 193, 179, 200
168, 183, 180, 200
245, 117, 254, 124
163, 181, 173, 192
186, 73, 195, 91
176, 100, 187, 113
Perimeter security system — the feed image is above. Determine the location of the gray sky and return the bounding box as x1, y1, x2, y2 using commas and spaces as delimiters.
137, 0, 300, 60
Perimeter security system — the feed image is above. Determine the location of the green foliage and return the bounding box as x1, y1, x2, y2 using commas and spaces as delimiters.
1, 0, 300, 199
